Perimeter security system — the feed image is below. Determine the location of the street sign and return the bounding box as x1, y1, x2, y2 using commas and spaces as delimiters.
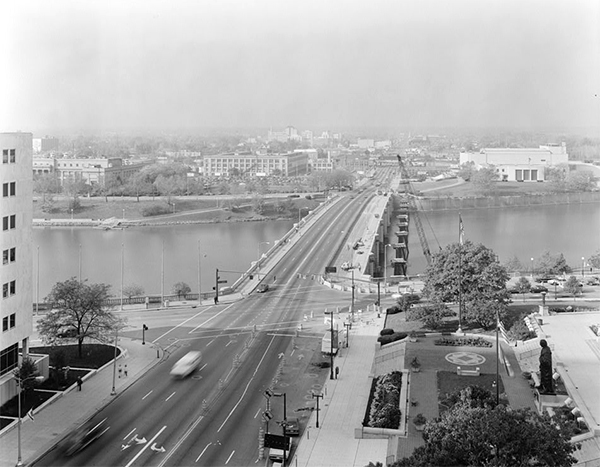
217, 280, 228, 284
262, 411, 273, 422
264, 433, 290, 450
264, 389, 274, 398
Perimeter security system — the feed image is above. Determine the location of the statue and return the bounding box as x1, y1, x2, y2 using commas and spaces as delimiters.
538, 339, 554, 394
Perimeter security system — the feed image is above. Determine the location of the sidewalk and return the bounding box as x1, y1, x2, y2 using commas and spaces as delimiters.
292, 309, 390, 467
0, 337, 160, 467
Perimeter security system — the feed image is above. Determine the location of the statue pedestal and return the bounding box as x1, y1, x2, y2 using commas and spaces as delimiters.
534, 389, 568, 414
539, 305, 549, 316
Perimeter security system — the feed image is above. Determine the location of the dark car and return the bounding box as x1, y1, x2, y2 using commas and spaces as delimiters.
283, 418, 300, 436
530, 285, 548, 294
256, 283, 269, 293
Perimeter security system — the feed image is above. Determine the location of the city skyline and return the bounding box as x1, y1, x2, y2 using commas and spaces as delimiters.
1, 0, 599, 133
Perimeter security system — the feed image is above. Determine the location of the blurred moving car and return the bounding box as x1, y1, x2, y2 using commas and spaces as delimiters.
530, 285, 548, 293
283, 418, 300, 435
63, 418, 109, 456
257, 283, 269, 293
170, 351, 202, 378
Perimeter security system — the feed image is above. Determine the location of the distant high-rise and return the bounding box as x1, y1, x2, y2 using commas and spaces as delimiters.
0, 132, 33, 405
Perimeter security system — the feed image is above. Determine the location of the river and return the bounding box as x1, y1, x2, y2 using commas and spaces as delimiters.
32, 202, 600, 300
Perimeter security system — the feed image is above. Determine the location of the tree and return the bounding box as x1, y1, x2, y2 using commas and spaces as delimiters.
423, 241, 510, 305
546, 164, 568, 192
251, 194, 266, 214
514, 276, 531, 301
406, 302, 453, 329
587, 250, 600, 270
503, 255, 523, 275
395, 404, 577, 466
566, 171, 595, 192
172, 282, 191, 299
457, 162, 475, 181
536, 251, 572, 276
37, 278, 121, 358
123, 284, 145, 300
463, 297, 507, 330
471, 166, 498, 194
563, 276, 581, 299
13, 357, 40, 392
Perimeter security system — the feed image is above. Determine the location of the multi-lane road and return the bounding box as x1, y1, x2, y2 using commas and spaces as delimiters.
34, 191, 375, 466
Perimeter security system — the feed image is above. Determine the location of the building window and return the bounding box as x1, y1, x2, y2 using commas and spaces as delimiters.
2, 282, 7, 298
2, 149, 7, 164
2, 316, 7, 331
10, 280, 15, 295
10, 215, 16, 229
2, 182, 16, 197
10, 182, 15, 196
9, 313, 15, 328
531, 170, 538, 181
2, 216, 8, 231
10, 149, 15, 163
2, 183, 7, 197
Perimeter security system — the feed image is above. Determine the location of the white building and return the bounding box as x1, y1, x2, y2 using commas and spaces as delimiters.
1, 132, 34, 405
202, 152, 309, 177
459, 143, 569, 182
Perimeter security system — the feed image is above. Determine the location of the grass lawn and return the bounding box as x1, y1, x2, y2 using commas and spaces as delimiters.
30, 343, 120, 369
0, 389, 58, 418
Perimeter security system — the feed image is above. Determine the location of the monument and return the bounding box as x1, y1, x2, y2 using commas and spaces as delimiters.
538, 339, 554, 394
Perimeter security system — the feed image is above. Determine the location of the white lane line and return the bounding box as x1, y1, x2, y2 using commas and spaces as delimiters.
225, 450, 235, 464
199, 363, 208, 371
217, 336, 276, 433
164, 339, 180, 351
159, 415, 206, 467
165, 392, 176, 402
254, 407, 261, 419
196, 443, 212, 462
189, 303, 236, 334
123, 428, 136, 440
153, 308, 214, 343
124, 425, 167, 467
142, 390, 153, 400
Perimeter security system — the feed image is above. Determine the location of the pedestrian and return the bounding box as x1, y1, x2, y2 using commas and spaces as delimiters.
76, 376, 82, 391
335, 366, 339, 379
118, 364, 122, 378
124, 365, 128, 377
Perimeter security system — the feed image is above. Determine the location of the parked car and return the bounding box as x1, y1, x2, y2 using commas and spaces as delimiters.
547, 279, 561, 286
257, 283, 269, 293
530, 285, 548, 293
587, 277, 600, 286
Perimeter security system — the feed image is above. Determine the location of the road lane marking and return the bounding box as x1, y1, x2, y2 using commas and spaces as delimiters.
159, 414, 206, 467
123, 428, 136, 440
254, 407, 261, 419
217, 335, 276, 432
199, 363, 208, 371
124, 425, 167, 467
196, 443, 212, 462
189, 303, 236, 334
154, 307, 214, 343
225, 450, 235, 464
165, 392, 176, 402
142, 390, 153, 400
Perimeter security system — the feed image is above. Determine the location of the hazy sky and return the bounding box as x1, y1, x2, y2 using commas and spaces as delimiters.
1, 0, 599, 133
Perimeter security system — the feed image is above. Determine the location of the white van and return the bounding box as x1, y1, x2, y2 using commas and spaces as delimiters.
170, 351, 202, 378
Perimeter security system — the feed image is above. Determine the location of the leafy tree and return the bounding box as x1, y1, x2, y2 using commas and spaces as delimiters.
423, 241, 510, 305
41, 195, 58, 213
514, 276, 531, 300
545, 164, 568, 192
566, 170, 595, 192
463, 297, 507, 330
457, 162, 475, 181
33, 173, 61, 199
251, 194, 266, 214
123, 284, 145, 300
503, 255, 523, 275
563, 276, 581, 299
13, 357, 40, 392
394, 404, 577, 466
536, 251, 572, 276
588, 251, 600, 270
37, 278, 121, 358
396, 294, 421, 313
406, 302, 453, 329
172, 282, 191, 299
471, 166, 498, 194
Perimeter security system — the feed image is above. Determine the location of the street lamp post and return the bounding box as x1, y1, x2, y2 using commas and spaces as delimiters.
582, 257, 585, 278
120, 243, 124, 311
15, 375, 44, 466
111, 325, 118, 396
350, 269, 356, 322
531, 258, 534, 279
495, 305, 500, 405
273, 392, 287, 464
344, 321, 351, 347
312, 392, 323, 428
257, 241, 270, 272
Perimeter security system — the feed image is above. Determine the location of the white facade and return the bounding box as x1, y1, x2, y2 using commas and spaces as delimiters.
459, 143, 569, 182
202, 152, 308, 177
1, 132, 33, 404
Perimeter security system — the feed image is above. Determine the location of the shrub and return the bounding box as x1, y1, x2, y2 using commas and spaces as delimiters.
434, 337, 492, 347
508, 319, 537, 341
380, 328, 395, 336
366, 371, 403, 428
141, 204, 171, 217
413, 413, 427, 425
386, 305, 403, 315
377, 332, 408, 346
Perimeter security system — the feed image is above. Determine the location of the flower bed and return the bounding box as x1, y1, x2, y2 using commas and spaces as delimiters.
363, 371, 402, 428
434, 336, 492, 348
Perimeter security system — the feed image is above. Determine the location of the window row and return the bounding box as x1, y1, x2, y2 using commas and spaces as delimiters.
2, 215, 16, 231
2, 247, 16, 264
3, 280, 16, 298
2, 149, 16, 164
2, 314, 16, 332
2, 182, 16, 197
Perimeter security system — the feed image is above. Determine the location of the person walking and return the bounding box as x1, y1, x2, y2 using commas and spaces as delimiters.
76, 376, 83, 391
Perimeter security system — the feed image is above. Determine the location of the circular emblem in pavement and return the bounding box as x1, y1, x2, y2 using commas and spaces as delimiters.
445, 352, 486, 366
